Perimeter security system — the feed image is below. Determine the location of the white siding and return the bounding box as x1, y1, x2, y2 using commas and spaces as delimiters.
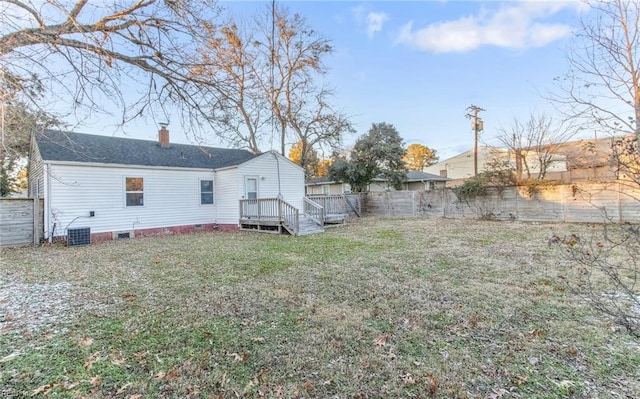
47, 164, 217, 236
237, 152, 305, 209
214, 167, 241, 224
28, 140, 45, 198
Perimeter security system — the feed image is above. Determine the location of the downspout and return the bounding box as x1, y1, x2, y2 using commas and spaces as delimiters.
213, 170, 218, 225
272, 151, 282, 199
44, 163, 52, 243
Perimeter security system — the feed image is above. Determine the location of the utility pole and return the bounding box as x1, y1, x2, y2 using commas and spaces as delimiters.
466, 105, 485, 176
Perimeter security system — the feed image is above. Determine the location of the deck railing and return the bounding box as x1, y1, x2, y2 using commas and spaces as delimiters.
239, 198, 299, 234
303, 197, 325, 226
306, 194, 347, 215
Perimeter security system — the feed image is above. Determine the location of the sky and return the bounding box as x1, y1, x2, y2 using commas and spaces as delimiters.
72, 1, 589, 160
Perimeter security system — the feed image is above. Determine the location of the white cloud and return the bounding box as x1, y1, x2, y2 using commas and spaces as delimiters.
394, 2, 580, 53
351, 6, 389, 39
366, 12, 389, 38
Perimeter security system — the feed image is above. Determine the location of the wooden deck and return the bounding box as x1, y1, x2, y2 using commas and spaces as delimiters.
239, 195, 358, 236
239, 198, 299, 235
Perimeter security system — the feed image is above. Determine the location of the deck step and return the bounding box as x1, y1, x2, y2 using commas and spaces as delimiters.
297, 216, 325, 236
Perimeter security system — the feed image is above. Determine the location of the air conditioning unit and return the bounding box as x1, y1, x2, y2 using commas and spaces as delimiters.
67, 227, 91, 247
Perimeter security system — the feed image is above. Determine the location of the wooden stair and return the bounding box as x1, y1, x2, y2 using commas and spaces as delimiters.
297, 215, 325, 236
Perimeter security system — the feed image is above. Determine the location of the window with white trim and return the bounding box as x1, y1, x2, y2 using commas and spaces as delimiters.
125, 177, 144, 206
245, 177, 258, 199
201, 180, 214, 205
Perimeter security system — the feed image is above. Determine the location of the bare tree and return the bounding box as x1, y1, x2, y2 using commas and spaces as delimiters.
193, 3, 351, 160
284, 87, 354, 172
0, 0, 221, 133
196, 22, 269, 153
550, 0, 640, 337
495, 112, 576, 181
553, 0, 639, 148
260, 4, 334, 156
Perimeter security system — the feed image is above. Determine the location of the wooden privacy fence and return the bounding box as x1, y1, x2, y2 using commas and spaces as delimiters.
0, 198, 44, 247
364, 182, 640, 223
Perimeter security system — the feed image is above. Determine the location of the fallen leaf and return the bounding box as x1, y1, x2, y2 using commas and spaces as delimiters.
154, 371, 166, 380
129, 395, 143, 399
166, 370, 181, 380
0, 323, 14, 334
425, 374, 438, 397
490, 388, 509, 398
122, 293, 137, 301
61, 381, 77, 391
84, 351, 102, 369
79, 336, 94, 348
529, 329, 544, 338
32, 383, 55, 396
116, 383, 132, 395
373, 335, 387, 347
89, 375, 102, 387
401, 373, 416, 385
110, 351, 126, 366
133, 351, 149, 360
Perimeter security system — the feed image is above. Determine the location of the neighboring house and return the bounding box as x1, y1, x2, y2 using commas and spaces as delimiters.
28, 128, 305, 242
425, 136, 627, 185
542, 135, 630, 183
305, 177, 351, 195
368, 170, 451, 192
424, 146, 515, 182
305, 171, 450, 194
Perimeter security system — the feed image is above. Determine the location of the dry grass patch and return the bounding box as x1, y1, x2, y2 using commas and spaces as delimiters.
1, 217, 639, 398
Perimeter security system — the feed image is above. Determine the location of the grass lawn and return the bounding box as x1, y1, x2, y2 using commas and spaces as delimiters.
1, 217, 639, 398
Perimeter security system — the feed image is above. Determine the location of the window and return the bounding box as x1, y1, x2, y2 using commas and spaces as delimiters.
201, 180, 214, 205
125, 177, 144, 206
322, 185, 330, 195
246, 177, 258, 199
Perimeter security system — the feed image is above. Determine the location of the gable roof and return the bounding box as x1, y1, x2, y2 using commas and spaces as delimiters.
306, 170, 451, 186
35, 130, 258, 169
404, 170, 451, 182
306, 176, 338, 186
372, 170, 451, 182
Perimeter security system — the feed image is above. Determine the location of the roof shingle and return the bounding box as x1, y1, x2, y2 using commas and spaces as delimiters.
35, 130, 258, 169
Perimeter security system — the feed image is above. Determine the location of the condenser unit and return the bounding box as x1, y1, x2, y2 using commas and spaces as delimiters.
67, 227, 91, 247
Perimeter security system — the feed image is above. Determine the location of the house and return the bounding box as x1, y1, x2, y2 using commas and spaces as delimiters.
305, 171, 450, 194
425, 136, 627, 185
368, 170, 451, 192
542, 135, 631, 182
28, 128, 310, 242
305, 177, 351, 195
424, 146, 514, 183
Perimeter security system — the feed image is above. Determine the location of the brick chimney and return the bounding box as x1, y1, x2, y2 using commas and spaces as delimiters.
158, 123, 170, 148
